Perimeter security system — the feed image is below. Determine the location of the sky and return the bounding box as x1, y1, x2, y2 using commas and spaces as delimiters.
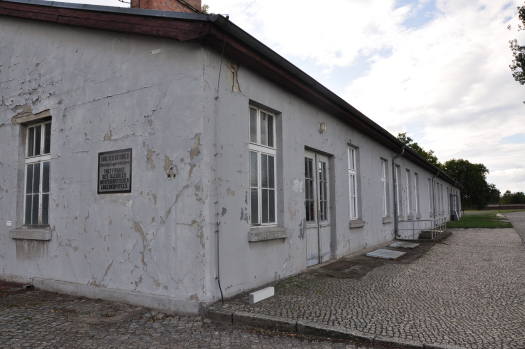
46, 0, 525, 193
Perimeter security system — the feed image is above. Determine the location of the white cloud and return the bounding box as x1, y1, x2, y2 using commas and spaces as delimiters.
46, 0, 525, 192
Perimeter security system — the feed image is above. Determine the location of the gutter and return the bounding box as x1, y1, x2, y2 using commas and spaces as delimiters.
392, 145, 405, 238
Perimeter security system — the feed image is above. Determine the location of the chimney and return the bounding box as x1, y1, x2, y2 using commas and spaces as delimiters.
130, 0, 202, 13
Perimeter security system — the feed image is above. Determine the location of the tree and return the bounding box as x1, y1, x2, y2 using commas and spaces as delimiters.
509, 3, 525, 85
500, 190, 525, 204
442, 159, 493, 210
397, 132, 442, 168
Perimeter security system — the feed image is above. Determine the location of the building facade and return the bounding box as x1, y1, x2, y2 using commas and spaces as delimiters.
0, 0, 461, 314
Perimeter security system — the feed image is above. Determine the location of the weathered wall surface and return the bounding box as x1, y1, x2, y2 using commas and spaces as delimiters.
0, 14, 459, 310
204, 48, 457, 297
0, 17, 215, 313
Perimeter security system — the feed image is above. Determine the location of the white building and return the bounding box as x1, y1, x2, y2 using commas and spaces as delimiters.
0, 0, 461, 314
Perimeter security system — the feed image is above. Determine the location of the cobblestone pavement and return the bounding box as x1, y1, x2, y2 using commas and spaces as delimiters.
0, 287, 408, 349
505, 211, 525, 244
219, 228, 525, 349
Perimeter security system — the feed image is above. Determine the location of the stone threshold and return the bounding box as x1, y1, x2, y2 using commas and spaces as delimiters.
206, 309, 463, 349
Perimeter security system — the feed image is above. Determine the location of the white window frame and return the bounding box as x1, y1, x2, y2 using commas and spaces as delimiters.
414, 173, 420, 214
348, 147, 358, 220
405, 169, 411, 216
441, 184, 444, 213
24, 121, 51, 226
428, 178, 432, 214
395, 165, 401, 216
249, 106, 277, 226
381, 159, 387, 217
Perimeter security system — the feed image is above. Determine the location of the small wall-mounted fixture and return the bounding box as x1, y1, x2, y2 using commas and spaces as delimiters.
167, 167, 176, 180
318, 122, 326, 133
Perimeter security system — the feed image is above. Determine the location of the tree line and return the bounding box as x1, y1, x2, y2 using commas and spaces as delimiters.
397, 133, 508, 210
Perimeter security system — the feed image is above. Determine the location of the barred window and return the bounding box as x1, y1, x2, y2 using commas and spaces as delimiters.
25, 121, 51, 225
348, 147, 358, 220
249, 106, 276, 225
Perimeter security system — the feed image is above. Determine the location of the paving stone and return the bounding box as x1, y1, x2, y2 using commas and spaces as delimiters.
0, 287, 401, 348
218, 219, 525, 349
365, 249, 406, 259
389, 242, 420, 249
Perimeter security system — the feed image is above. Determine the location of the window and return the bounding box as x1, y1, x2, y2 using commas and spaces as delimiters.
441, 184, 444, 213
414, 173, 420, 214
428, 178, 432, 214
405, 169, 411, 216
24, 121, 51, 225
395, 165, 401, 216
348, 147, 358, 220
435, 182, 440, 215
380, 159, 387, 217
249, 106, 276, 225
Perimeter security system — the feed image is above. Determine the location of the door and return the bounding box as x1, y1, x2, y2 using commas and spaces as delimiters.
304, 151, 331, 267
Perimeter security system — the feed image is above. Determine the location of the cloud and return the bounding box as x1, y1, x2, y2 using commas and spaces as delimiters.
46, 0, 525, 192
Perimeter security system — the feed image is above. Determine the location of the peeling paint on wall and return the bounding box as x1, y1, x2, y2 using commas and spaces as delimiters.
292, 178, 304, 193
190, 133, 201, 161
226, 60, 241, 93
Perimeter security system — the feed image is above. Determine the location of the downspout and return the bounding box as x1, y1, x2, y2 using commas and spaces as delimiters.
392, 145, 405, 238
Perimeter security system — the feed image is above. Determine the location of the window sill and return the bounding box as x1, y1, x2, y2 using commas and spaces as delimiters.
349, 220, 365, 229
382, 216, 392, 224
248, 226, 291, 242
9, 227, 51, 241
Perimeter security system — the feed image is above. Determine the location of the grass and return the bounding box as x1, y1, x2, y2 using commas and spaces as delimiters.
447, 211, 516, 229
462, 209, 525, 216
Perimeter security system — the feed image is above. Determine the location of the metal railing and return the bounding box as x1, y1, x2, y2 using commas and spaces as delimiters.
397, 216, 447, 240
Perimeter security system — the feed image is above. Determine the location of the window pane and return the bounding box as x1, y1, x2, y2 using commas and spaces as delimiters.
305, 158, 308, 179
262, 189, 269, 223
33, 163, 40, 195
350, 174, 356, 197
250, 151, 258, 187
26, 164, 34, 194
34, 125, 41, 156
310, 200, 316, 221
32, 193, 39, 225
251, 188, 258, 224
28, 127, 34, 157
250, 108, 257, 143
267, 114, 274, 148
261, 154, 268, 188
42, 194, 49, 225
43, 161, 50, 193
305, 201, 310, 221
269, 190, 275, 223
260, 112, 268, 146
25, 195, 32, 225
348, 148, 355, 170
44, 123, 51, 154
268, 156, 274, 189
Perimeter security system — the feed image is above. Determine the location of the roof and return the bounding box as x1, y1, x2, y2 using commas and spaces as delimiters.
0, 0, 462, 188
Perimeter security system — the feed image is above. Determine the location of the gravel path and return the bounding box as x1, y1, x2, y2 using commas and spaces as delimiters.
219, 228, 525, 349
505, 211, 525, 244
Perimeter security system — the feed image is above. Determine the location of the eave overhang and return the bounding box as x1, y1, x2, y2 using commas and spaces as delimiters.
0, 0, 462, 188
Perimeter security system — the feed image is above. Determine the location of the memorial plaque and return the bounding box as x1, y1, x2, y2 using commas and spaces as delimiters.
98, 148, 132, 194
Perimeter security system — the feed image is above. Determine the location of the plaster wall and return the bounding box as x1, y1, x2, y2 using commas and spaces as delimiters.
0, 15, 460, 310
204, 48, 458, 297
0, 17, 216, 313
